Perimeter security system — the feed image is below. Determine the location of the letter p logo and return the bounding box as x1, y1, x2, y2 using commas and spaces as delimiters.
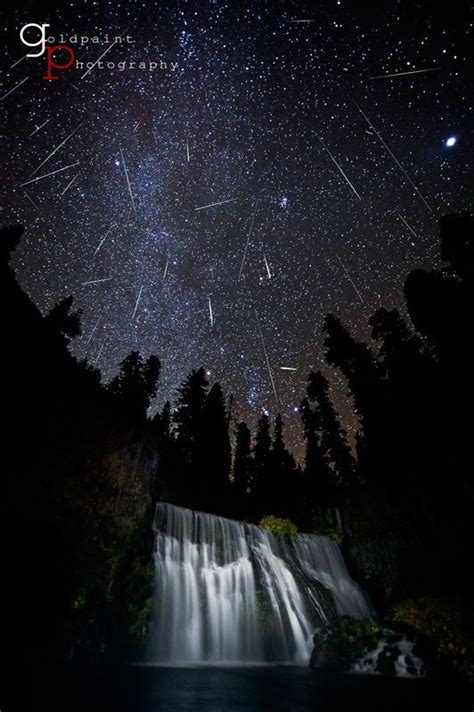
43, 45, 76, 80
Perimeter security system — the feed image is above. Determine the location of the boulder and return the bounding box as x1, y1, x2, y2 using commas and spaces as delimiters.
376, 644, 401, 677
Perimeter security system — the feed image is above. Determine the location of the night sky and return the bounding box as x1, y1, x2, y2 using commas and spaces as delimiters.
1, 0, 472, 457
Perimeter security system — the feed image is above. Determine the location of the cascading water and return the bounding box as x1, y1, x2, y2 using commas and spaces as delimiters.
148, 502, 373, 665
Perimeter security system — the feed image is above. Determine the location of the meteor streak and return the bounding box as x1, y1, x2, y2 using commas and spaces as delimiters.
20, 162, 80, 187
353, 100, 432, 212
396, 211, 418, 240
238, 198, 260, 280
319, 138, 362, 201
29, 124, 82, 178
132, 285, 143, 319
93, 225, 114, 257
119, 146, 136, 212
0, 77, 28, 102
195, 197, 238, 211
81, 36, 122, 79
87, 316, 101, 344
370, 67, 440, 80
29, 118, 52, 137
60, 172, 80, 196
208, 297, 214, 327
255, 309, 279, 408
263, 252, 272, 279
82, 277, 113, 286
10, 54, 27, 69
24, 191, 43, 215
94, 344, 104, 366
335, 252, 365, 305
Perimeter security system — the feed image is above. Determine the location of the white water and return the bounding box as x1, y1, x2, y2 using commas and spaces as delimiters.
149, 502, 373, 664
352, 630, 425, 677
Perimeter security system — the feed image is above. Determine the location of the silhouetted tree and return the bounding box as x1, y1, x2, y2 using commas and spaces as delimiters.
300, 396, 333, 500
271, 414, 297, 515
108, 351, 161, 421
404, 212, 474, 484
150, 401, 171, 443
172, 368, 209, 495
369, 307, 440, 483
45, 295, 82, 342
173, 368, 209, 444
150, 401, 180, 501
160, 401, 172, 440
251, 412, 272, 514
1, 224, 22, 262
439, 212, 474, 281
199, 382, 231, 504
233, 421, 252, 500
226, 393, 235, 428
323, 314, 384, 481
306, 371, 355, 487
405, 213, 474, 366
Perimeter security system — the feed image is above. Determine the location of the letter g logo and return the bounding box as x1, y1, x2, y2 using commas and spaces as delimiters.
19, 23, 50, 57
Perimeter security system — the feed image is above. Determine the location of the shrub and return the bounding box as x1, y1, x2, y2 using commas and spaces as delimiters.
389, 597, 474, 682
313, 524, 343, 546
260, 514, 298, 537
323, 617, 382, 661
310, 616, 383, 671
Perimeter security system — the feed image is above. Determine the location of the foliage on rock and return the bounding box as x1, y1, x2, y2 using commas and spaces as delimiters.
312, 523, 343, 546
388, 597, 474, 682
260, 514, 298, 537
310, 616, 382, 672
323, 617, 382, 660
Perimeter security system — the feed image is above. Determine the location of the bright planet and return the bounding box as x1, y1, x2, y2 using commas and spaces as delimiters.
446, 136, 457, 147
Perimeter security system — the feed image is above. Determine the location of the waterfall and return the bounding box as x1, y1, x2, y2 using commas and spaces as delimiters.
149, 502, 373, 665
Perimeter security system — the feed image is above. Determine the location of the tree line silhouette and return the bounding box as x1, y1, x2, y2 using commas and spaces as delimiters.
94, 211, 473, 528
5, 212, 473, 525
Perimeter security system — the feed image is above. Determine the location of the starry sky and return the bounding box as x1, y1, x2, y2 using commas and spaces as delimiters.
1, 0, 472, 457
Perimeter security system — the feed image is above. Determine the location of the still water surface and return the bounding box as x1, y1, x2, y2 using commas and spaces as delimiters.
29, 664, 471, 711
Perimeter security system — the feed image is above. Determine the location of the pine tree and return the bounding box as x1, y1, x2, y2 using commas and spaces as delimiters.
0, 224, 22, 262
160, 401, 171, 440
251, 412, 272, 514
45, 295, 82, 342
271, 414, 297, 516
173, 368, 209, 449
200, 382, 231, 502
108, 351, 161, 421
323, 314, 384, 481
306, 371, 355, 487
233, 421, 252, 499
150, 400, 171, 443
143, 355, 161, 403
172, 368, 209, 494
299, 396, 332, 501
403, 213, 474, 486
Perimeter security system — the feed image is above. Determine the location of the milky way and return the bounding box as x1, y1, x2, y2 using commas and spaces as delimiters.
1, 1, 472, 456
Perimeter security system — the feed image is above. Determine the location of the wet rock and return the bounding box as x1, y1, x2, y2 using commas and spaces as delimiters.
404, 654, 418, 676
309, 617, 381, 672
309, 642, 349, 672
376, 644, 401, 677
